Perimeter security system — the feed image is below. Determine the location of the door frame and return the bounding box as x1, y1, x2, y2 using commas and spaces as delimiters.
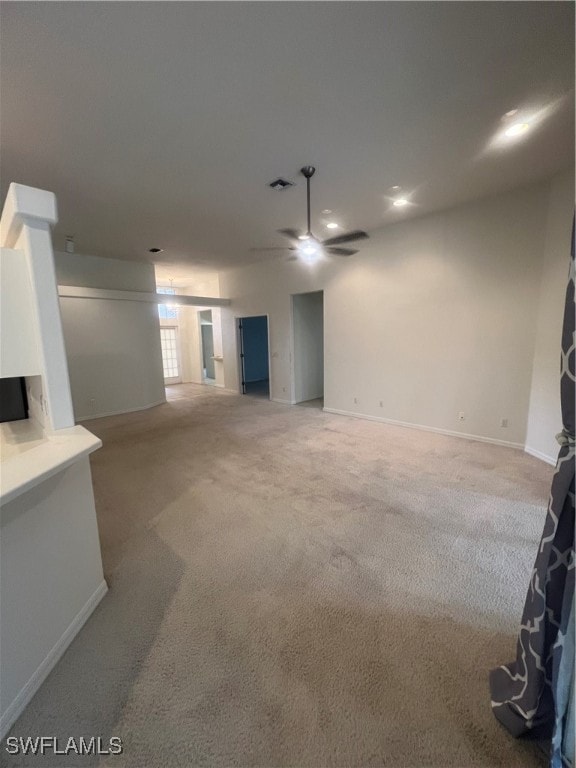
160, 325, 182, 385
235, 314, 272, 400
198, 309, 216, 384
290, 290, 325, 404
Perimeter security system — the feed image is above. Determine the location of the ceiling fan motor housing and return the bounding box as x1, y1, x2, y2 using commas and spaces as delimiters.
301, 166, 316, 179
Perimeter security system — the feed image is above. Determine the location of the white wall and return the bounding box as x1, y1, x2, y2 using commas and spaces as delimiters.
293, 291, 324, 403
525, 170, 575, 463
221, 173, 573, 448
55, 252, 166, 420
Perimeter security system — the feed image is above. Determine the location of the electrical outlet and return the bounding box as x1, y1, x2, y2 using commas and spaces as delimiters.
458, 411, 465, 421
89, 398, 96, 410
282, 387, 286, 393
353, 397, 358, 405
379, 400, 383, 408
501, 418, 509, 428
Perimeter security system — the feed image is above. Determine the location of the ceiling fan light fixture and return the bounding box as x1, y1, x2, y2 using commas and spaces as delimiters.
276, 166, 369, 259
300, 239, 319, 255
504, 121, 530, 138
393, 198, 409, 208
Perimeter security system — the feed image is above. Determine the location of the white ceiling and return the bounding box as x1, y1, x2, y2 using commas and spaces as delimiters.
1, 2, 574, 272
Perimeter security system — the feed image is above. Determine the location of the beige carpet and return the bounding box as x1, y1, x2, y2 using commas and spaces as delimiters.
5, 384, 554, 767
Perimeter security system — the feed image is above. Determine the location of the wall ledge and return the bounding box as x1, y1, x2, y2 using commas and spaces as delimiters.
58, 285, 230, 307
0, 424, 102, 505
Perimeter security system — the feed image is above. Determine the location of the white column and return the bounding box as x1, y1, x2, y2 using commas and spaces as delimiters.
0, 183, 74, 430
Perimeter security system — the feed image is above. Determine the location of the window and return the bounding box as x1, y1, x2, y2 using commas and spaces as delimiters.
157, 287, 178, 320
160, 327, 180, 381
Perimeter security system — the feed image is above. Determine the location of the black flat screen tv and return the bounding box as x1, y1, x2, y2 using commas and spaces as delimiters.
0, 377, 29, 423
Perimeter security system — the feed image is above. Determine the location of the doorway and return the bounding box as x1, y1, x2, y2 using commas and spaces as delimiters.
292, 291, 324, 405
160, 327, 181, 384
238, 316, 270, 398
199, 310, 216, 385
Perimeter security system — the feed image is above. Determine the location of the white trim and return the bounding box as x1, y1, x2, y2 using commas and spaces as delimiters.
288, 296, 297, 405
0, 580, 108, 739
322, 407, 524, 450
75, 397, 166, 422
271, 398, 296, 405
524, 446, 557, 466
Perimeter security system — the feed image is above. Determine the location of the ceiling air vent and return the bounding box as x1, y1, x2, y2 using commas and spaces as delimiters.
269, 178, 295, 191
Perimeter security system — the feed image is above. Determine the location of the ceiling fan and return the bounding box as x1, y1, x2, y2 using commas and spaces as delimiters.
254, 166, 369, 261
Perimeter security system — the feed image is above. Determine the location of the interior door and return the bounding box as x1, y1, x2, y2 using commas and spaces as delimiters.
160, 327, 181, 384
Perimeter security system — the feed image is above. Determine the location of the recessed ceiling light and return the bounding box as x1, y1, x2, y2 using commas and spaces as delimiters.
391, 185, 401, 191
393, 198, 409, 208
322, 209, 332, 215
326, 222, 339, 229
504, 122, 530, 138
148, 247, 163, 253
504, 109, 518, 119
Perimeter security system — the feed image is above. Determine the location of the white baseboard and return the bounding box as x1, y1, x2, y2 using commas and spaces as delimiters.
322, 407, 524, 450
524, 446, 557, 466
0, 579, 108, 739
297, 393, 324, 403
271, 398, 296, 405
75, 398, 166, 422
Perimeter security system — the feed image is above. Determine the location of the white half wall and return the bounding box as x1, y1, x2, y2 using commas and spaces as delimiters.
525, 169, 575, 464
0, 458, 107, 736
55, 252, 165, 420
221, 173, 573, 448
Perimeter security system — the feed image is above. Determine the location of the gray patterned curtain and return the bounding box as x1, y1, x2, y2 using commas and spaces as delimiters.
489, 219, 575, 768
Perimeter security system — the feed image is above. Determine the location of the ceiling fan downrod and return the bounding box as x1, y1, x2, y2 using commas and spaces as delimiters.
301, 166, 315, 236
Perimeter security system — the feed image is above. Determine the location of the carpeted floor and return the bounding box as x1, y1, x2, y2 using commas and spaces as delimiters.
5, 383, 554, 767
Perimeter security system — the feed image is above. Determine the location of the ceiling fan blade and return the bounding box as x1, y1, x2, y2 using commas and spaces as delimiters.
322, 230, 369, 246
327, 247, 358, 257
249, 246, 296, 252
277, 228, 302, 243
